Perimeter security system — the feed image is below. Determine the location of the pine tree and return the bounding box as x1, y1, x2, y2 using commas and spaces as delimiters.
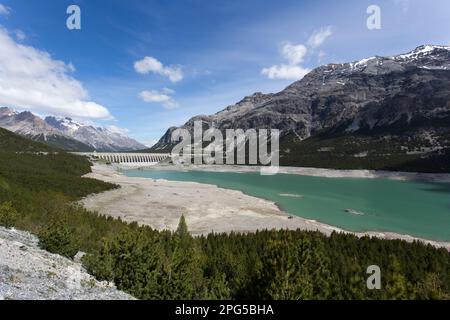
38, 217, 79, 259
0, 201, 19, 229
385, 256, 408, 300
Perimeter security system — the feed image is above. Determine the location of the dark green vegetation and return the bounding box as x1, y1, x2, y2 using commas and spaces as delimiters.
0, 128, 449, 300
279, 128, 450, 173
0, 127, 54, 152
85, 223, 450, 300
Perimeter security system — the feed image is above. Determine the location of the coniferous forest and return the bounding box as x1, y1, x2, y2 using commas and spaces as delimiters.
0, 128, 449, 300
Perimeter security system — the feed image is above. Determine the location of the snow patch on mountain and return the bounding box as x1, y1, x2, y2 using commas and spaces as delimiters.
44, 116, 147, 152
0, 107, 145, 152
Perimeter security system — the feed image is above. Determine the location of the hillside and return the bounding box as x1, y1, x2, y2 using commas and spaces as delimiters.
151, 45, 450, 172
0, 127, 55, 153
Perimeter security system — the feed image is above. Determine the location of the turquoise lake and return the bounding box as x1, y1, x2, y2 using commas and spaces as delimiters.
123, 169, 450, 242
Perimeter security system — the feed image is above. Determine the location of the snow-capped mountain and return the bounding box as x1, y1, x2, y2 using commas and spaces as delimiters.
45, 116, 146, 152
0, 107, 93, 151
151, 45, 450, 172
0, 107, 146, 152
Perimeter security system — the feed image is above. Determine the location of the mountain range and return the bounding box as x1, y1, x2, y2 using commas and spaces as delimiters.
0, 107, 146, 152
150, 45, 450, 172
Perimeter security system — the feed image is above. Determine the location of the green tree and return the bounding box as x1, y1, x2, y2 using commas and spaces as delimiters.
0, 201, 19, 229
415, 273, 449, 300
176, 215, 189, 239
385, 256, 408, 300
261, 237, 314, 300
38, 217, 79, 259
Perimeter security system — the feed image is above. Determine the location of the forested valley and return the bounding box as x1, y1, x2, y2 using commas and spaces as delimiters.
0, 128, 449, 300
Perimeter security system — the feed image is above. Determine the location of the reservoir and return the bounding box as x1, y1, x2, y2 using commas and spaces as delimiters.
123, 169, 450, 242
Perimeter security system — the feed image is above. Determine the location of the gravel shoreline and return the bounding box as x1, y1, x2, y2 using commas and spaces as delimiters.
81, 164, 450, 250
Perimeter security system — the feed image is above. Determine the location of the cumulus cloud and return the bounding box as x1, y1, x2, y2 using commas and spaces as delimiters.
0, 28, 111, 119
261, 42, 311, 80
262, 26, 333, 81
134, 56, 183, 83
282, 43, 308, 65
261, 64, 310, 80
139, 89, 179, 109
307, 26, 333, 49
0, 4, 10, 16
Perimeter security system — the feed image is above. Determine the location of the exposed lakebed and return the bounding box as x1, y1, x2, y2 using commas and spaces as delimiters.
124, 168, 450, 242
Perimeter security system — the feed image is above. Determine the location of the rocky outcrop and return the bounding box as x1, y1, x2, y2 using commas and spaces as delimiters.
0, 227, 134, 300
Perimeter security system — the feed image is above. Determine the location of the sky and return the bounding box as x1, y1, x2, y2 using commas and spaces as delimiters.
0, 0, 449, 146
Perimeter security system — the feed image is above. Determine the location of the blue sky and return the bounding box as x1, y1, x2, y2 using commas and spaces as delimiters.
0, 0, 449, 145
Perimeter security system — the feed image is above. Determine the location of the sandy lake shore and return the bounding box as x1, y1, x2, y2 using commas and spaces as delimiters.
81, 163, 450, 250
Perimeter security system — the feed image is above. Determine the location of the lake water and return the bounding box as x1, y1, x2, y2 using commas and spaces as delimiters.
123, 169, 450, 242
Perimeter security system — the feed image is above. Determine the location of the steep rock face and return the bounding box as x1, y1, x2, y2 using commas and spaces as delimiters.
151, 45, 450, 171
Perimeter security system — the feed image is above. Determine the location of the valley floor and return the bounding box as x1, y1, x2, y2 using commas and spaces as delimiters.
82, 164, 450, 250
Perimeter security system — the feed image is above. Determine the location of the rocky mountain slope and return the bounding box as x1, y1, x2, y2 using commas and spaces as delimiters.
44, 116, 146, 152
0, 107, 146, 152
151, 45, 450, 172
0, 226, 134, 300
0, 108, 93, 151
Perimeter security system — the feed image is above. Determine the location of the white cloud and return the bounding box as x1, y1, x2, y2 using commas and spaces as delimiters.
0, 4, 10, 16
261, 64, 310, 80
282, 43, 307, 65
139, 89, 179, 109
262, 43, 311, 80
161, 87, 175, 95
0, 28, 112, 119
307, 26, 333, 49
262, 26, 333, 81
134, 56, 183, 83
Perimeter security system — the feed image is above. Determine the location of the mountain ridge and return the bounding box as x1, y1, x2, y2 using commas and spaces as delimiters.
149, 45, 450, 172
0, 107, 146, 152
